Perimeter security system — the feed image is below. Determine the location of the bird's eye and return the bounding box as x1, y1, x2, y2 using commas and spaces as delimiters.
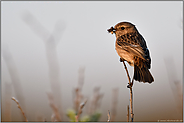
121, 27, 125, 30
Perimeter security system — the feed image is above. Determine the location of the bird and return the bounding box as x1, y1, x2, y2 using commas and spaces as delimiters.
107, 21, 154, 84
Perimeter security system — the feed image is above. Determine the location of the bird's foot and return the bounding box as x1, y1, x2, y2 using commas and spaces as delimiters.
119, 58, 125, 62
127, 82, 133, 88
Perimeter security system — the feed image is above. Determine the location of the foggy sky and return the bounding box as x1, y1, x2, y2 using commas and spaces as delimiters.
1, 1, 183, 122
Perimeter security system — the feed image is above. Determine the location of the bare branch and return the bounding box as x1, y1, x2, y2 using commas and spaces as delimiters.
22, 11, 66, 120
3, 45, 26, 121
46, 92, 61, 122
127, 105, 129, 122
11, 97, 28, 122
76, 99, 87, 122
122, 61, 134, 122
107, 110, 111, 122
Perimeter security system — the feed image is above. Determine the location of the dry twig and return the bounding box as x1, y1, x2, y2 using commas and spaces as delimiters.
3, 45, 26, 121
122, 61, 134, 122
22, 11, 65, 120
75, 99, 87, 122
127, 105, 129, 122
107, 110, 111, 122
74, 88, 81, 113
46, 92, 61, 121
11, 97, 28, 122
89, 87, 104, 114
73, 67, 85, 113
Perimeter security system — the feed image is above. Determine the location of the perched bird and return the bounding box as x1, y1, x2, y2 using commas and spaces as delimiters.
107, 21, 154, 83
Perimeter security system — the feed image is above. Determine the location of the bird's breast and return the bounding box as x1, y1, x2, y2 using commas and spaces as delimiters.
115, 43, 134, 66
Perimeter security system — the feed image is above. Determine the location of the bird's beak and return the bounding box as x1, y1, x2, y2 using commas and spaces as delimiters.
107, 27, 116, 34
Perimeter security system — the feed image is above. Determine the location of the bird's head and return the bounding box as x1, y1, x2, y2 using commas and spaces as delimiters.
107, 21, 137, 37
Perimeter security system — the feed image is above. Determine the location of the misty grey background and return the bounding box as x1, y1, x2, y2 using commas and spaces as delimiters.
1, 1, 183, 122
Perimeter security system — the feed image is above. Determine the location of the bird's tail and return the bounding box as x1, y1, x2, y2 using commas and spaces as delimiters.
133, 65, 154, 83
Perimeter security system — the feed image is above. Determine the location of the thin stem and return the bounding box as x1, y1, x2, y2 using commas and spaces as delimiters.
46, 92, 61, 121
127, 105, 129, 122
122, 61, 131, 84
107, 110, 111, 122
122, 61, 134, 122
76, 99, 87, 122
129, 87, 134, 122
11, 97, 28, 122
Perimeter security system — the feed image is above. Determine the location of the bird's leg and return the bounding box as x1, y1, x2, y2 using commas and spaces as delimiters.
131, 79, 134, 87
127, 79, 134, 88
127, 84, 131, 88
121, 59, 133, 88
119, 58, 125, 62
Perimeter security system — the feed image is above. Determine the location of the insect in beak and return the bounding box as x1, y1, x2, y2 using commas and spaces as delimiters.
107, 27, 116, 34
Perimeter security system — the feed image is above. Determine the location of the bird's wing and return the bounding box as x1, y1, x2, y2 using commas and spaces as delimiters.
116, 35, 145, 59
138, 34, 151, 68
116, 33, 151, 69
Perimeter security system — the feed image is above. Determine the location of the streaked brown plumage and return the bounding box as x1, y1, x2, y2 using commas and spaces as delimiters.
108, 21, 154, 83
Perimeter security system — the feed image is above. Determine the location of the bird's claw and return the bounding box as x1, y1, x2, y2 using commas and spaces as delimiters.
119, 58, 125, 62
127, 82, 133, 88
